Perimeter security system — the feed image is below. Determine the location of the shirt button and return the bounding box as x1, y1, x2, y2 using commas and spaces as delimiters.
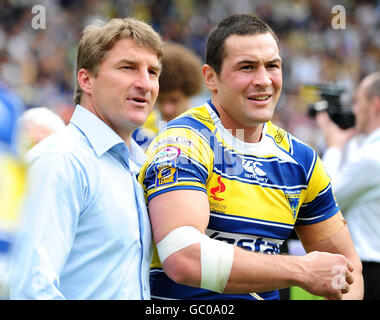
121, 147, 126, 152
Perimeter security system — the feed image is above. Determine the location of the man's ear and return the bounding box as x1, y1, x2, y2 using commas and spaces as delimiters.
202, 64, 218, 93
77, 68, 93, 95
373, 96, 380, 113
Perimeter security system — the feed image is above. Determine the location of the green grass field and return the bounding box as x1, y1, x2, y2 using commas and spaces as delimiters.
290, 286, 324, 300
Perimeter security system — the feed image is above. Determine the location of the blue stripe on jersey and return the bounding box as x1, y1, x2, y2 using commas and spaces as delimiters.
209, 211, 294, 240
297, 183, 339, 225
0, 83, 23, 152
0, 240, 10, 253
132, 128, 148, 146
207, 99, 220, 117
144, 153, 209, 194
213, 143, 308, 190
0, 231, 10, 253
147, 185, 207, 202
288, 137, 317, 184
159, 113, 311, 191
150, 269, 279, 300
175, 154, 209, 180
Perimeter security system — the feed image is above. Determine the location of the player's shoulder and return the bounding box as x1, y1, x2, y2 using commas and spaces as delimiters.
150, 104, 216, 151
166, 104, 216, 133
266, 121, 317, 167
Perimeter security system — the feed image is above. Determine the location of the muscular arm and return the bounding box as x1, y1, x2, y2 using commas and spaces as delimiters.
296, 214, 364, 300
149, 190, 356, 299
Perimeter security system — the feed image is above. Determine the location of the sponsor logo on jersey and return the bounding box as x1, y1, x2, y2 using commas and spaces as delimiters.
242, 159, 269, 183
207, 229, 283, 254
151, 136, 193, 151
154, 146, 180, 164
210, 176, 226, 201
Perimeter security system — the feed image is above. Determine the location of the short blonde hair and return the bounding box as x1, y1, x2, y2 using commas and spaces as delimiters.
74, 17, 163, 105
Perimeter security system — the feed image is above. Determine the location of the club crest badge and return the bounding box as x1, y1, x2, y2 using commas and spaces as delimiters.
284, 190, 301, 220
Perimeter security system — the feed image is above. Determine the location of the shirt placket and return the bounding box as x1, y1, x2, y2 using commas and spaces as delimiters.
117, 145, 150, 299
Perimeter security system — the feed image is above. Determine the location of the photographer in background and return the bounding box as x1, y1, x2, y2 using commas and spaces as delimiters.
316, 71, 380, 300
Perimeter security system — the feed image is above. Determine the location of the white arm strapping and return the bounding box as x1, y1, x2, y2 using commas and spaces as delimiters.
156, 226, 203, 263
156, 225, 234, 293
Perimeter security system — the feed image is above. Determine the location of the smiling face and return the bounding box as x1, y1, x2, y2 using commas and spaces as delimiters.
79, 37, 161, 143
203, 32, 282, 142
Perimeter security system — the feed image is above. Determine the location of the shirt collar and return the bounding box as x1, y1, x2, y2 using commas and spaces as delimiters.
205, 99, 268, 138
70, 105, 147, 172
70, 104, 125, 157
365, 127, 380, 145
129, 138, 147, 173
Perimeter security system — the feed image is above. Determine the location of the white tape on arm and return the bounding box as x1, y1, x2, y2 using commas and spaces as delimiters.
200, 237, 234, 293
156, 226, 203, 263
156, 225, 234, 293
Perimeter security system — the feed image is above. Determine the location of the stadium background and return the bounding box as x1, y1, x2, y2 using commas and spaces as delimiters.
1, 0, 379, 300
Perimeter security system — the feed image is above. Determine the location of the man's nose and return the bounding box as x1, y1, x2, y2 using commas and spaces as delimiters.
134, 69, 154, 91
253, 66, 271, 87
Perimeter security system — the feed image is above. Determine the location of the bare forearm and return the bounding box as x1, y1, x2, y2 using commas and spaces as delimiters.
302, 225, 364, 300
163, 242, 355, 300
162, 244, 299, 292
224, 247, 300, 293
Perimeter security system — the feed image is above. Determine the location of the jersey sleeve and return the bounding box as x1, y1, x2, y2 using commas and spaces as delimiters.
138, 117, 214, 203
296, 153, 340, 226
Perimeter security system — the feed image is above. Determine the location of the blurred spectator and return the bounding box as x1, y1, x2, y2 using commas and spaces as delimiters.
316, 71, 380, 300
0, 80, 25, 299
156, 42, 204, 122
17, 107, 65, 155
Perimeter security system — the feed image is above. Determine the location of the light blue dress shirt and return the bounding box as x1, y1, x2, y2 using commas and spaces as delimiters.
10, 105, 152, 299
323, 128, 380, 262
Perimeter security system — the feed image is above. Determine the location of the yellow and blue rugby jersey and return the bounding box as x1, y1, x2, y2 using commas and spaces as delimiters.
132, 108, 162, 150
139, 100, 340, 300
0, 83, 25, 298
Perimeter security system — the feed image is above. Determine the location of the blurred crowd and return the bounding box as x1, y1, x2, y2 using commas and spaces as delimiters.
0, 0, 379, 150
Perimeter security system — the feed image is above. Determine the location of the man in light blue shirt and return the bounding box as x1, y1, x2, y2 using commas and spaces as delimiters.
9, 17, 163, 299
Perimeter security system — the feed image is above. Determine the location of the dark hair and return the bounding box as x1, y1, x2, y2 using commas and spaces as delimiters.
206, 14, 279, 74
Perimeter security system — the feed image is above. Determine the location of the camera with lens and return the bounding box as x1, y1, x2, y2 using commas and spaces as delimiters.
306, 84, 355, 129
